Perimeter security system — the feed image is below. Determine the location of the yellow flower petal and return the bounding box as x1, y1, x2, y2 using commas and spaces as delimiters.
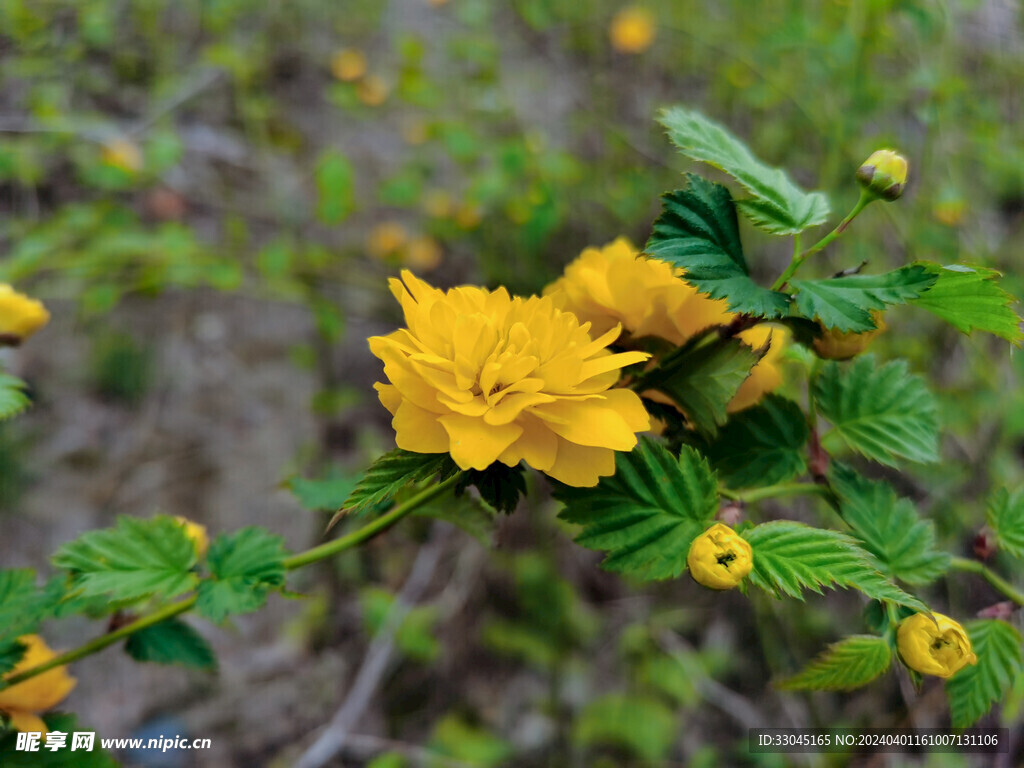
0, 635, 76, 724
546, 441, 616, 487
439, 413, 523, 470
0, 284, 50, 344
5, 710, 49, 736
392, 400, 450, 454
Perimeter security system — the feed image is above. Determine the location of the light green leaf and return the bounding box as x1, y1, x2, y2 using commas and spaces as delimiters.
705, 395, 808, 488
286, 470, 360, 512
0, 374, 30, 421
343, 449, 459, 517
314, 149, 355, 225
646, 175, 792, 316
555, 439, 718, 580
911, 263, 1023, 344
124, 618, 218, 670
642, 336, 764, 435
829, 463, 950, 584
946, 620, 1023, 727
986, 488, 1024, 559
815, 356, 939, 466
196, 528, 287, 624
0, 569, 59, 647
573, 693, 677, 762
658, 106, 830, 234
791, 266, 937, 332
778, 635, 892, 691
742, 521, 927, 611
52, 516, 198, 602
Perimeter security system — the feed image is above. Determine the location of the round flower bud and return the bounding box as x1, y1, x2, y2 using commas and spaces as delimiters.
175, 516, 209, 558
0, 284, 50, 346
856, 149, 908, 201
609, 6, 656, 54
813, 311, 886, 360
687, 523, 753, 590
897, 612, 978, 678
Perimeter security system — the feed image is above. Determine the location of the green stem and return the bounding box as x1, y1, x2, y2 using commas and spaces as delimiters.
0, 473, 463, 692
949, 556, 1024, 607
720, 482, 831, 504
770, 189, 874, 291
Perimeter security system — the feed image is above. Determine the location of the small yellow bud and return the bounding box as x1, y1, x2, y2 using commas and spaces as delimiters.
422, 189, 453, 219
813, 311, 886, 360
453, 202, 482, 230
175, 516, 209, 558
687, 523, 753, 590
101, 138, 143, 174
856, 149, 908, 201
0, 284, 50, 346
331, 48, 367, 82
897, 612, 977, 678
367, 222, 408, 259
403, 236, 442, 271
356, 74, 390, 106
609, 6, 656, 54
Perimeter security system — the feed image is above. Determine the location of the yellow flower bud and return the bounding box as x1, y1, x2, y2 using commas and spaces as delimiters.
0, 635, 77, 735
402, 236, 442, 271
856, 149, 908, 201
330, 48, 367, 82
175, 516, 209, 557
0, 284, 50, 346
813, 311, 886, 360
897, 612, 978, 679
687, 523, 753, 590
609, 6, 656, 54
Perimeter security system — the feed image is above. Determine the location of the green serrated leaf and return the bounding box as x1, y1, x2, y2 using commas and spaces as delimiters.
706, 395, 808, 488
554, 439, 718, 580
986, 488, 1024, 559
946, 620, 1023, 727
314, 149, 355, 225
0, 640, 26, 677
791, 266, 937, 332
829, 463, 950, 584
196, 528, 287, 624
124, 618, 217, 670
343, 449, 459, 517
0, 570, 58, 647
742, 521, 926, 611
52, 516, 198, 602
815, 356, 939, 466
646, 176, 792, 316
911, 263, 1023, 344
657, 106, 830, 235
778, 635, 892, 691
642, 336, 764, 435
0, 374, 30, 421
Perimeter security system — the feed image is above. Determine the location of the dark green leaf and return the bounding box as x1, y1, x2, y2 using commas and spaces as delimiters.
911, 263, 1023, 344
414, 489, 497, 545
815, 356, 939, 466
646, 177, 792, 316
829, 463, 950, 584
643, 336, 764, 435
946, 620, 1023, 727
706, 395, 808, 488
0, 375, 30, 421
196, 528, 287, 624
790, 266, 937, 332
343, 449, 459, 517
52, 516, 198, 602
554, 439, 718, 580
778, 635, 892, 691
986, 488, 1024, 559
455, 462, 525, 514
743, 521, 927, 611
0, 640, 26, 677
658, 106, 830, 235
125, 618, 217, 670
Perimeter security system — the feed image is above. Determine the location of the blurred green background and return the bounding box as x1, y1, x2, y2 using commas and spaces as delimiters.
1, 1, 1022, 766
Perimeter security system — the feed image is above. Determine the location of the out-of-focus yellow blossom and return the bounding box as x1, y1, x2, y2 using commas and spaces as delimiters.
933, 189, 966, 227
422, 189, 453, 219
403, 236, 443, 271
609, 6, 656, 53
687, 523, 753, 590
369, 271, 651, 486
454, 202, 482, 230
813, 311, 886, 360
546, 239, 786, 413
0, 635, 76, 735
356, 74, 390, 106
856, 149, 908, 202
0, 284, 50, 345
401, 117, 429, 146
175, 516, 209, 558
897, 613, 978, 678
368, 222, 409, 259
331, 48, 367, 82
101, 138, 143, 173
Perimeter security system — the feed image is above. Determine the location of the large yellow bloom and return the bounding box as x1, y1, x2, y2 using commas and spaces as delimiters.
370, 272, 651, 487
897, 613, 978, 679
0, 284, 50, 345
546, 239, 786, 413
0, 635, 76, 735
